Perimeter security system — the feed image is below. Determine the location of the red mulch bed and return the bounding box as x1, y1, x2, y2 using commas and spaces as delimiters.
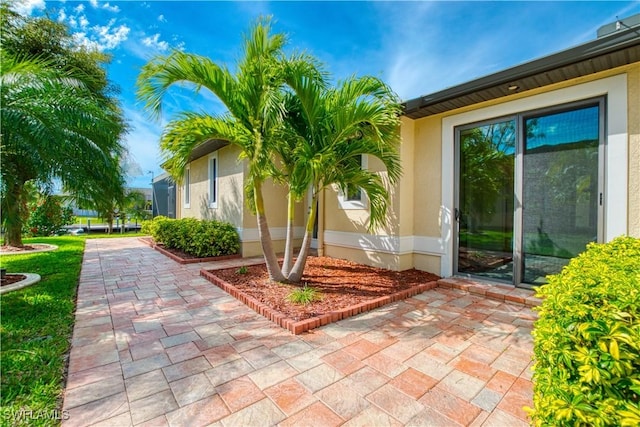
1, 274, 27, 287
139, 237, 240, 264
205, 256, 440, 333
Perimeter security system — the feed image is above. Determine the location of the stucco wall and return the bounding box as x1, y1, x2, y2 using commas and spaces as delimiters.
628, 65, 640, 237
178, 144, 244, 228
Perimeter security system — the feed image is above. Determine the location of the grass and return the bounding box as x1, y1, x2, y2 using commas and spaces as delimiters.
0, 233, 146, 426
0, 237, 85, 426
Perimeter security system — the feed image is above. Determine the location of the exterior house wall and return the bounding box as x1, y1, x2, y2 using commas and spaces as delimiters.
170, 62, 638, 279
175, 144, 304, 257
435, 66, 635, 277
318, 63, 638, 278
628, 65, 640, 237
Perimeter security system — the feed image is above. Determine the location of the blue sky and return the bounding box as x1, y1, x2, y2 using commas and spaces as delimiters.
18, 0, 640, 189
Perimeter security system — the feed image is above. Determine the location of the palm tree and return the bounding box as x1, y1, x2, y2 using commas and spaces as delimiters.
280, 73, 403, 282
0, 51, 125, 246
137, 18, 323, 282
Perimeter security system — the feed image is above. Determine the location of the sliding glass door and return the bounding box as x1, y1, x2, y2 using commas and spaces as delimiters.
457, 119, 516, 282
456, 99, 603, 286
521, 105, 602, 284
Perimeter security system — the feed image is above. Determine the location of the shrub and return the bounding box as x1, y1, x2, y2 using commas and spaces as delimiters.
23, 195, 74, 237
141, 215, 167, 236
144, 216, 239, 258
286, 284, 322, 305
530, 236, 640, 427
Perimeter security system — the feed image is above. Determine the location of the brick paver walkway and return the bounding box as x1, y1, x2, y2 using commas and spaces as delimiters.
62, 237, 536, 426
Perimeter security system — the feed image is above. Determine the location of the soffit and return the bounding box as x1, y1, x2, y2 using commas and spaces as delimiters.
403, 26, 640, 119
188, 139, 229, 162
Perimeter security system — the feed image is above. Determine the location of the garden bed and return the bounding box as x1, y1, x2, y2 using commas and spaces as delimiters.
201, 256, 439, 334
139, 237, 241, 264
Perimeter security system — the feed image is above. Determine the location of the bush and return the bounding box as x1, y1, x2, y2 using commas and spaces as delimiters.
141, 215, 167, 236
23, 195, 74, 237
530, 236, 640, 426
144, 216, 239, 258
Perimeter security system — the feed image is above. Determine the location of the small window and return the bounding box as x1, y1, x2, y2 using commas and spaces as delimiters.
345, 155, 363, 201
208, 153, 218, 208
338, 154, 367, 209
183, 166, 190, 208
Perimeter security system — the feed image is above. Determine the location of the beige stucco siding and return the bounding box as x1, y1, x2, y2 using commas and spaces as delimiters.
177, 145, 244, 228
412, 115, 443, 239
628, 65, 639, 237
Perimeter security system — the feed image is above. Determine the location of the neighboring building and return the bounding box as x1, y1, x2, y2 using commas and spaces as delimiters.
173, 15, 640, 289
152, 172, 176, 218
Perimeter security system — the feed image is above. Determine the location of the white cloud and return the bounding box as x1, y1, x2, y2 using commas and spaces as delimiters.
93, 20, 130, 50
142, 33, 169, 52
57, 9, 67, 22
72, 32, 100, 51
74, 4, 85, 14
79, 15, 89, 30
102, 2, 120, 13
88, 0, 120, 13
12, 0, 45, 16
158, 14, 167, 23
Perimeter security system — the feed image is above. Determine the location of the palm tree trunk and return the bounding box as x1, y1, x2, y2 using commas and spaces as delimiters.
3, 181, 25, 247
254, 180, 286, 282
287, 195, 317, 283
281, 190, 296, 278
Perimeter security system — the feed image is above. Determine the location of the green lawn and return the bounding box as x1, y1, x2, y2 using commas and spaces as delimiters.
0, 234, 146, 426
1, 237, 84, 426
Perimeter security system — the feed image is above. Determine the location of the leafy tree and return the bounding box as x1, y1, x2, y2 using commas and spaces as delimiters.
125, 190, 152, 223
138, 17, 322, 282
0, 3, 127, 246
137, 17, 402, 283
24, 193, 73, 237
280, 71, 402, 281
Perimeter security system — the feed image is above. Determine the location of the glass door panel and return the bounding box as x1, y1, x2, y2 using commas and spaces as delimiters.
457, 119, 516, 282
522, 105, 600, 284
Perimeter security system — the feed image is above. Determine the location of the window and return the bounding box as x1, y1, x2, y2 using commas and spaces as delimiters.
338, 154, 367, 209
345, 154, 363, 201
183, 166, 190, 208
208, 153, 218, 208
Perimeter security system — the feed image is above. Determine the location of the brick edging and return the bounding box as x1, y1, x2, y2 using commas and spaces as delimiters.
200, 268, 438, 335
138, 237, 241, 264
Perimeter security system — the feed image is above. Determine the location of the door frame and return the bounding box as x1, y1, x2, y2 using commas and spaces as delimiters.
453, 97, 606, 287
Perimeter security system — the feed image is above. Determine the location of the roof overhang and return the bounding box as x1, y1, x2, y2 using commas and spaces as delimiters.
188, 139, 229, 162
402, 24, 640, 119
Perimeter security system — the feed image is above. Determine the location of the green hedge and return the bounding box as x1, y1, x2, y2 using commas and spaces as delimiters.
530, 236, 640, 426
141, 217, 240, 258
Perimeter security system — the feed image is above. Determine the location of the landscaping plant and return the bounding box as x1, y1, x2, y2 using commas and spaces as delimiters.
142, 216, 240, 258
530, 236, 640, 426
286, 284, 322, 305
23, 194, 73, 237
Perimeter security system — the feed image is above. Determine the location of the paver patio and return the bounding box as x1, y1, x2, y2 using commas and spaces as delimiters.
62, 237, 537, 426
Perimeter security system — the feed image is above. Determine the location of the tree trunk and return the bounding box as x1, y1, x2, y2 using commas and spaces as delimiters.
287, 195, 317, 283
254, 180, 286, 282
281, 190, 296, 278
3, 180, 26, 247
